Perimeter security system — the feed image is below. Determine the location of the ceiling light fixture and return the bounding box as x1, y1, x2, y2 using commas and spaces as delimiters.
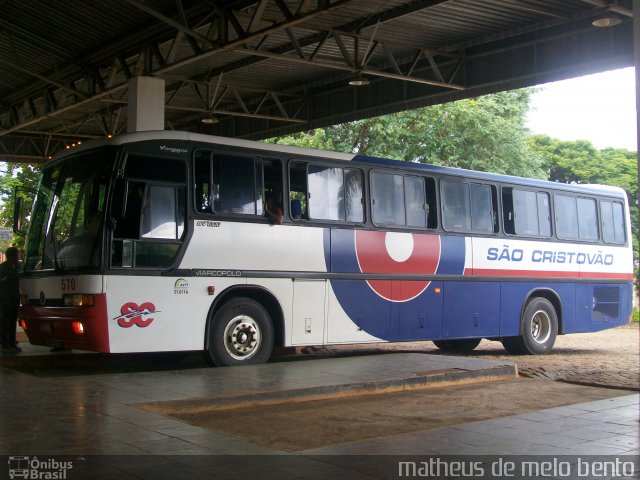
349, 73, 370, 86
592, 14, 621, 27
201, 116, 219, 124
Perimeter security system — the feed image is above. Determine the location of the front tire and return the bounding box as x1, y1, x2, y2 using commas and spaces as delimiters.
502, 297, 558, 355
433, 338, 481, 353
204, 297, 274, 366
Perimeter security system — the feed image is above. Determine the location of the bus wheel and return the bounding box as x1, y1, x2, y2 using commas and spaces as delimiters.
433, 339, 481, 353
205, 297, 274, 367
502, 297, 557, 355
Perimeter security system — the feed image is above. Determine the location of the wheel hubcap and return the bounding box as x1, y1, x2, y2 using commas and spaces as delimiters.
223, 315, 261, 361
530, 310, 551, 344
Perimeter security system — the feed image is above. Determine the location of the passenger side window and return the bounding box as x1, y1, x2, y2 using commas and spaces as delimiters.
442, 180, 495, 233
371, 173, 436, 228
308, 165, 345, 221
290, 161, 363, 223
345, 169, 364, 222
194, 153, 212, 212
577, 197, 598, 241
554, 195, 578, 239
442, 181, 470, 231
216, 154, 260, 214
372, 173, 405, 226
555, 194, 599, 241
503, 188, 551, 237
289, 161, 308, 220
405, 176, 426, 228
536, 192, 552, 237
470, 184, 494, 233
194, 151, 264, 216
262, 158, 284, 224
601, 200, 626, 244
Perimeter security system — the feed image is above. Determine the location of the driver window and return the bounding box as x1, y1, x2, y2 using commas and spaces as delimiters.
112, 156, 186, 269
141, 185, 184, 239
114, 181, 145, 239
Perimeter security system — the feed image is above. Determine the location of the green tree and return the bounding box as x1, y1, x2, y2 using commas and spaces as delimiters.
529, 135, 605, 183
529, 135, 638, 257
0, 162, 41, 251
270, 89, 545, 178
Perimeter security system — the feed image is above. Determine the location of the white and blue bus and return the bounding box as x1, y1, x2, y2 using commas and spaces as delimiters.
16, 131, 633, 366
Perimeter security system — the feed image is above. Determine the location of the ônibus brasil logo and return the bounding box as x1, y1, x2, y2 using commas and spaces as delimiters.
8, 456, 73, 479
113, 302, 158, 328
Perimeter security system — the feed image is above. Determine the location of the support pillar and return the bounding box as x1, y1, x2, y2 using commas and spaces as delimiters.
128, 76, 165, 132
635, 4, 640, 274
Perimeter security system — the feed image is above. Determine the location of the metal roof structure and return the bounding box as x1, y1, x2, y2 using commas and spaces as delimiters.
0, 0, 634, 162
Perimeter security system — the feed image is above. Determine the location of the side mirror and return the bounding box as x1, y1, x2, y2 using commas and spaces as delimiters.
13, 197, 24, 233
12, 187, 34, 236
110, 178, 128, 222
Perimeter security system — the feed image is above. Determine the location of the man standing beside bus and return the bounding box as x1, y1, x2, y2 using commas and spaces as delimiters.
0, 247, 21, 353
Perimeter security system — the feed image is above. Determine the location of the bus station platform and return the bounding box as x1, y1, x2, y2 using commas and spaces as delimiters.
0, 343, 637, 479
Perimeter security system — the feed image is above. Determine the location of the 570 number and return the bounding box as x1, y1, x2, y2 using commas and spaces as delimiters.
61, 278, 76, 291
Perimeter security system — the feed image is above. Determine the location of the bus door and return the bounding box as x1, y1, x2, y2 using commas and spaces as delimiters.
108, 154, 197, 352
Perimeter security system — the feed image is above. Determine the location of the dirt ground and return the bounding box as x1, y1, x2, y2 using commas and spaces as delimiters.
170, 379, 629, 452
165, 325, 638, 452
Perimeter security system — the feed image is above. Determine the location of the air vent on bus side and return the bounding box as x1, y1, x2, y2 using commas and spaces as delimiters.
592, 286, 620, 320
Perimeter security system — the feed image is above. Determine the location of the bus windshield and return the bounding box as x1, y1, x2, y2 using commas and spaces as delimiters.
24, 148, 116, 272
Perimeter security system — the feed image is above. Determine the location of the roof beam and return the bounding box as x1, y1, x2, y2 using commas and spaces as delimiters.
0, 17, 74, 60
234, 27, 463, 90
0, 0, 357, 137
123, 0, 218, 48
579, 0, 633, 18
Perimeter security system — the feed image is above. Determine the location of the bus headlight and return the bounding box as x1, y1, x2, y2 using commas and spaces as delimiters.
63, 294, 95, 307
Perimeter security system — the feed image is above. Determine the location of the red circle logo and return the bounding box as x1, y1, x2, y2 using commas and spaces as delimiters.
355, 230, 441, 301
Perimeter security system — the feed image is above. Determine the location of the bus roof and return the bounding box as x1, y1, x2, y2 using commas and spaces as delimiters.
58, 130, 354, 162
54, 130, 627, 199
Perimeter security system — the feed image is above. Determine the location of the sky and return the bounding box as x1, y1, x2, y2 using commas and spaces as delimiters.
526, 67, 637, 152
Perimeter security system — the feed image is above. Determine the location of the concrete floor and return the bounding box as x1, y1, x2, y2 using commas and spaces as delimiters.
0, 344, 637, 479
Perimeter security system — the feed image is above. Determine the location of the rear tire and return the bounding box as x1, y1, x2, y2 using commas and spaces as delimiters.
433, 338, 481, 353
502, 297, 557, 355
204, 297, 274, 367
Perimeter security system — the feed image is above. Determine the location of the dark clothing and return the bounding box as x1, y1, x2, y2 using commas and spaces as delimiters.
0, 260, 20, 304
0, 259, 20, 348
0, 303, 19, 348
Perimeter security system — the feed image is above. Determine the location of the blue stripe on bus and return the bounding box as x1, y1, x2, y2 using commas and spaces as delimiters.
323, 228, 631, 341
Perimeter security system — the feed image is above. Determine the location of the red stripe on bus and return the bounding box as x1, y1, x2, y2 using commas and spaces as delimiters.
469, 268, 633, 280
